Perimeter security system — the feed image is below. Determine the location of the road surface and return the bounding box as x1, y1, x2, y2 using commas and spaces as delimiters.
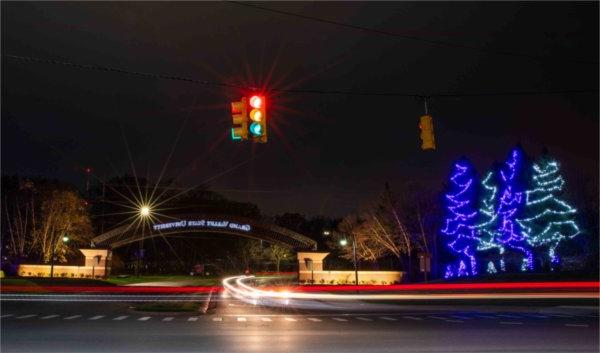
1, 294, 598, 353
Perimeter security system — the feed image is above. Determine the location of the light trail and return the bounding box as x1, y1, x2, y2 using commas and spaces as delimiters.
222, 275, 600, 304
0, 293, 211, 302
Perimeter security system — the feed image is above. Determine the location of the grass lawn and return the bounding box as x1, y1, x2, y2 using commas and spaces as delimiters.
0, 277, 114, 287
1, 275, 220, 287
105, 275, 220, 286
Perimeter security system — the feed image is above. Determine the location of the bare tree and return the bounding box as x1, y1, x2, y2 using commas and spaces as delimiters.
34, 189, 92, 263
266, 244, 292, 272
4, 197, 34, 259
335, 214, 384, 262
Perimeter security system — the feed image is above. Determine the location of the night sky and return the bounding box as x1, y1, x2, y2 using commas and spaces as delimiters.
2, 2, 598, 217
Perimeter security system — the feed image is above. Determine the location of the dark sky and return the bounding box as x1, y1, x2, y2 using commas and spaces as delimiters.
2, 2, 598, 217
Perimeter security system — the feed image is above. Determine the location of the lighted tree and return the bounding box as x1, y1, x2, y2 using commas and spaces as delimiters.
475, 167, 506, 272
441, 160, 479, 277
517, 156, 580, 270
495, 148, 533, 271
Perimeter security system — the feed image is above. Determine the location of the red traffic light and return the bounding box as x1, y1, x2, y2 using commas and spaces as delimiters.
249, 95, 263, 109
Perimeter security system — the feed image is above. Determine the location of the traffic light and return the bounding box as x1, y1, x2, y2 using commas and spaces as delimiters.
231, 97, 248, 141
419, 115, 436, 150
248, 95, 267, 143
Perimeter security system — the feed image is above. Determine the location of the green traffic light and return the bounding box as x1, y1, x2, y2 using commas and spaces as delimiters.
250, 122, 262, 136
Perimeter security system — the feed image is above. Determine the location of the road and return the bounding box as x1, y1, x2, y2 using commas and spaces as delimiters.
1, 293, 598, 353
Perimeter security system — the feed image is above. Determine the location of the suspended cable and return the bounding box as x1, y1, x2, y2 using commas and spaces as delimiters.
4, 54, 598, 98
227, 1, 598, 66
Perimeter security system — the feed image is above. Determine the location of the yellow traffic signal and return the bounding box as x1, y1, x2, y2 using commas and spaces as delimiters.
419, 115, 436, 150
248, 95, 267, 143
231, 97, 248, 141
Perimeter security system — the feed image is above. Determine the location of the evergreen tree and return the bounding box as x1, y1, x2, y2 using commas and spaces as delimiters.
441, 159, 479, 277
495, 148, 533, 271
475, 167, 506, 272
517, 156, 580, 270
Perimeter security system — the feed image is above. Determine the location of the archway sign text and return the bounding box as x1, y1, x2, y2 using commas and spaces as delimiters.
152, 220, 251, 232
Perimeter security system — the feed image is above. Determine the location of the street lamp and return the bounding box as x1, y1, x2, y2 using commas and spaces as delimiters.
140, 205, 151, 217
50, 235, 69, 279
137, 205, 151, 278
339, 236, 358, 287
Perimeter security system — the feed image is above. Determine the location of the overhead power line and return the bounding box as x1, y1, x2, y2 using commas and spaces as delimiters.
3, 54, 246, 90
227, 1, 599, 67
4, 54, 598, 98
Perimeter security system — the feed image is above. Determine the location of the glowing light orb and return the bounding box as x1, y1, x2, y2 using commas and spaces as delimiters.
140, 205, 151, 217
250, 122, 263, 136
250, 109, 262, 122
249, 96, 263, 109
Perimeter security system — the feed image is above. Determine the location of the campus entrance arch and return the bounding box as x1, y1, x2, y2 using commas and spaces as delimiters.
91, 214, 317, 251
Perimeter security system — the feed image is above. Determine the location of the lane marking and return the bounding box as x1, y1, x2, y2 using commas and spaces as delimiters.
16, 314, 36, 319
380, 316, 397, 321
187, 317, 199, 322
284, 317, 297, 322
477, 315, 496, 319
64, 315, 81, 320
237, 317, 247, 322
428, 316, 448, 320
113, 316, 128, 321
0, 314, 14, 318
403, 316, 423, 321
212, 317, 223, 322
450, 315, 470, 320
307, 318, 321, 322
549, 314, 574, 318
565, 324, 589, 327
355, 317, 372, 321
497, 314, 521, 319
89, 315, 104, 320
332, 318, 348, 322
138, 316, 151, 321
260, 317, 272, 322
499, 321, 523, 325
162, 317, 174, 322
527, 314, 548, 319
445, 319, 464, 323
41, 315, 59, 319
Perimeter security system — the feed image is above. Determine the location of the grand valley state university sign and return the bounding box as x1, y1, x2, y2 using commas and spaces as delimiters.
152, 219, 252, 232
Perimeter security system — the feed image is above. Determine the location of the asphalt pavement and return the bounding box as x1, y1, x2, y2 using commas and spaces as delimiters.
1, 294, 598, 353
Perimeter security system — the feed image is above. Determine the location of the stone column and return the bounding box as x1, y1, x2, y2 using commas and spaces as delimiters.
79, 249, 112, 278
297, 252, 329, 283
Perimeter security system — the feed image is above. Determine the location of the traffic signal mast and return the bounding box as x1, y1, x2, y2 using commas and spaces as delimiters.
230, 95, 267, 143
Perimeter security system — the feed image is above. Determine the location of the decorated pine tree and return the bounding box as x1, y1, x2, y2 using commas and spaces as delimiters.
517, 156, 580, 270
441, 159, 479, 277
496, 148, 534, 271
475, 168, 506, 272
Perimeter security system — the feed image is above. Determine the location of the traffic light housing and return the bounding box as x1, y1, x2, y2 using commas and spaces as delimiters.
248, 95, 267, 143
231, 97, 248, 140
419, 115, 436, 150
